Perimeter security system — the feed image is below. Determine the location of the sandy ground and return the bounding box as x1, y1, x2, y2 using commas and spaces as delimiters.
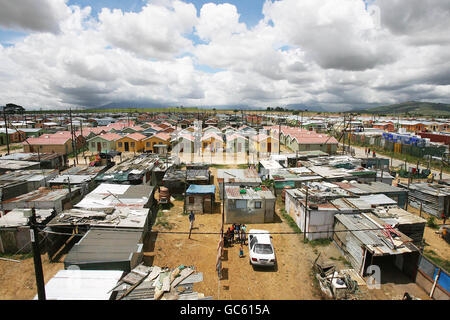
0, 254, 64, 300
0, 147, 442, 300
147, 197, 331, 300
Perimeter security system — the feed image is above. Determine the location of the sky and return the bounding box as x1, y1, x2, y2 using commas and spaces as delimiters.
0, 0, 449, 111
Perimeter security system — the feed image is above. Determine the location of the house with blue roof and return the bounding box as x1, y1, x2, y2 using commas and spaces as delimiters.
185, 184, 216, 214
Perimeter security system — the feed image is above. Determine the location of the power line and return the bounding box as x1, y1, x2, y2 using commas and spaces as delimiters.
38, 226, 402, 236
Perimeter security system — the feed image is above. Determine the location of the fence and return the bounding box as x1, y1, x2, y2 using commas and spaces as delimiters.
415, 255, 449, 300
344, 133, 448, 158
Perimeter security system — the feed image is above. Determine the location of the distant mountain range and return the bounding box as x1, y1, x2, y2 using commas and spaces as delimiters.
354, 101, 450, 116
90, 100, 449, 116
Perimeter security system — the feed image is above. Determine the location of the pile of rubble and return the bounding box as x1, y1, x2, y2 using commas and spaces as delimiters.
313, 255, 365, 300
111, 263, 211, 300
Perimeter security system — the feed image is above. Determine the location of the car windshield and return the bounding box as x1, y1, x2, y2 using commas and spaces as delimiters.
254, 244, 273, 254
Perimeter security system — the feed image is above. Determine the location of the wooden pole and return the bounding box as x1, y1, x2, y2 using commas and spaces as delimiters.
303, 186, 308, 241
419, 201, 423, 217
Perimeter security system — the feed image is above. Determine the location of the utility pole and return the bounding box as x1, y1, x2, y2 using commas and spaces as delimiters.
278, 119, 281, 155
80, 119, 85, 159
342, 114, 346, 154
303, 185, 309, 242
29, 207, 46, 300
348, 114, 352, 155
69, 109, 78, 165
3, 107, 10, 155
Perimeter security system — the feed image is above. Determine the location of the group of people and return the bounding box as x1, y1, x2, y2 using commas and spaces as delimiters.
365, 147, 376, 158
225, 223, 247, 247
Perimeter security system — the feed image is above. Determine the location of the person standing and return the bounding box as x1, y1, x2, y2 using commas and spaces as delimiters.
239, 244, 244, 258
241, 224, 247, 245
188, 211, 195, 239
230, 224, 235, 244
235, 224, 240, 243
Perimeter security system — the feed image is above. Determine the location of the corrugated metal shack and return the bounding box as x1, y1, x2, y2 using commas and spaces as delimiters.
0, 208, 55, 254
63, 165, 108, 177
258, 159, 283, 180
47, 174, 97, 196
34, 270, 124, 300
0, 169, 59, 192
308, 165, 376, 183
0, 169, 58, 203
95, 154, 162, 185
334, 213, 420, 278
64, 227, 144, 272
285, 182, 353, 240
305, 155, 362, 169
0, 186, 81, 213
186, 185, 215, 214
74, 183, 155, 210
162, 167, 211, 195
370, 205, 426, 244
224, 185, 275, 224
269, 167, 323, 190
400, 183, 450, 217
335, 181, 409, 208
0, 152, 66, 170
46, 183, 154, 262
0, 159, 41, 173
112, 264, 211, 300
217, 168, 262, 199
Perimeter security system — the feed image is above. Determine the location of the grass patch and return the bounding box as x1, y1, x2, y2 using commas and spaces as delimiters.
423, 251, 450, 273
338, 256, 352, 267
304, 238, 332, 247
280, 208, 302, 234
209, 164, 230, 169
173, 195, 185, 201
427, 216, 439, 229
0, 144, 23, 151
0, 252, 33, 260
154, 211, 173, 230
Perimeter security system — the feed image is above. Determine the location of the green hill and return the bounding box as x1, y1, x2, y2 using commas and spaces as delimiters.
357, 101, 450, 116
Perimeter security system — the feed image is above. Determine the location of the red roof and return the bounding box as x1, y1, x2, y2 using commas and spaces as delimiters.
95, 132, 122, 141
123, 132, 146, 141
154, 132, 171, 141
24, 134, 70, 145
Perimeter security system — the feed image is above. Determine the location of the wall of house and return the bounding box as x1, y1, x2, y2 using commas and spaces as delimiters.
24, 141, 72, 155
225, 197, 272, 224
186, 194, 213, 214
143, 137, 170, 153
333, 221, 367, 275
88, 138, 115, 153
0, 227, 32, 254
116, 138, 144, 152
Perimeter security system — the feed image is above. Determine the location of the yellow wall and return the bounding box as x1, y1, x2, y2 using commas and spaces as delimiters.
202, 137, 223, 151
143, 136, 170, 153
116, 137, 144, 152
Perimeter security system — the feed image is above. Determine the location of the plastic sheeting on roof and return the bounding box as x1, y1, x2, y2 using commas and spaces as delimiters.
186, 184, 216, 194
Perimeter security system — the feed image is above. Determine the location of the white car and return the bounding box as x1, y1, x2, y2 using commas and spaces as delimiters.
248, 229, 276, 267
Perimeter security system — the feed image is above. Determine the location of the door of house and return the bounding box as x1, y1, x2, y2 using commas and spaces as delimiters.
238, 142, 242, 152
124, 142, 129, 151
267, 142, 272, 153
327, 144, 331, 154
97, 142, 102, 152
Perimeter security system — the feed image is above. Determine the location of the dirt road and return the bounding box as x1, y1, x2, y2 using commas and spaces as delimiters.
146, 198, 325, 300
0, 255, 64, 300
